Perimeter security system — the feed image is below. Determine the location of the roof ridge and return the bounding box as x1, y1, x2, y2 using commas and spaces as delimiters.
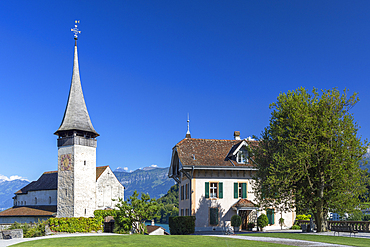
43, 171, 57, 174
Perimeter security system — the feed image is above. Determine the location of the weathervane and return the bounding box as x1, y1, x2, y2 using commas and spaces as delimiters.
71, 20, 81, 39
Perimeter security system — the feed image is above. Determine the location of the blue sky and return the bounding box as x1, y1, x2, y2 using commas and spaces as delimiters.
1, 1, 370, 181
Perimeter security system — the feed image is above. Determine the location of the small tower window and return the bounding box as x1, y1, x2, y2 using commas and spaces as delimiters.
85, 209, 87, 215
84, 160, 86, 165
35, 197, 37, 205
24, 201, 26, 205
49, 196, 52, 204
21, 201, 23, 205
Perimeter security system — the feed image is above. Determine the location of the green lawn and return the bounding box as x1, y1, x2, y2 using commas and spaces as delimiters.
13, 235, 289, 247
247, 233, 370, 247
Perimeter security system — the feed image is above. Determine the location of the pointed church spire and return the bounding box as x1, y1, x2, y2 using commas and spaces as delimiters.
54, 21, 99, 138
185, 113, 191, 138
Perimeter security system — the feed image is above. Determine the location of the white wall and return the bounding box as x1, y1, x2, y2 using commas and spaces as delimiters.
15, 190, 57, 206
96, 167, 124, 210
73, 145, 96, 217
178, 169, 295, 231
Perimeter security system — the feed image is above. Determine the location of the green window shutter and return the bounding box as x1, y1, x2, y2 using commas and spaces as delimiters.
242, 183, 247, 199
271, 209, 275, 224
205, 182, 209, 198
210, 208, 219, 225
234, 183, 238, 199
267, 209, 274, 225
218, 182, 223, 199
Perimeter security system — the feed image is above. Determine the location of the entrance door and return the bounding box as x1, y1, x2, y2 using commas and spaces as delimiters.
238, 210, 250, 230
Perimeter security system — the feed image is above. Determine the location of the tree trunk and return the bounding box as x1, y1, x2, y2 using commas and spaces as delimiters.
315, 174, 328, 232
314, 201, 327, 232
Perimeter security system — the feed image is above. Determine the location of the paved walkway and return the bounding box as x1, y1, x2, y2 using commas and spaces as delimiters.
214, 235, 352, 247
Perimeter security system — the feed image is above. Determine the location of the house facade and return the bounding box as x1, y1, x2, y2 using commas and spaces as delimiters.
169, 131, 295, 231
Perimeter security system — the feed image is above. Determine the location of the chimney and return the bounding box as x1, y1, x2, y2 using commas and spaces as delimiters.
234, 131, 240, 140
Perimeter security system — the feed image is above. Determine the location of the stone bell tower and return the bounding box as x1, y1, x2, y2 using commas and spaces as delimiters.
54, 21, 99, 218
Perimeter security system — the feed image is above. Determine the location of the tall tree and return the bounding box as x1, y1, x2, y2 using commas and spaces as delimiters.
115, 190, 161, 234
251, 87, 368, 232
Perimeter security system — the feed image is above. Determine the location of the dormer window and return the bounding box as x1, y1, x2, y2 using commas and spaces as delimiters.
237, 149, 248, 163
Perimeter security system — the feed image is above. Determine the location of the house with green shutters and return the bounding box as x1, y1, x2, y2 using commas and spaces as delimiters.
168, 130, 295, 231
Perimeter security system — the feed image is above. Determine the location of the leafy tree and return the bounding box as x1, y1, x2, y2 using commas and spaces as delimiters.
114, 190, 161, 234
157, 184, 179, 223
251, 87, 368, 232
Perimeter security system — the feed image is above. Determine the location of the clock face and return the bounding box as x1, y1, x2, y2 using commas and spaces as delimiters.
60, 154, 73, 171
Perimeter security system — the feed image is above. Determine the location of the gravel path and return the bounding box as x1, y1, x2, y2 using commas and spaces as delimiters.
213, 235, 353, 247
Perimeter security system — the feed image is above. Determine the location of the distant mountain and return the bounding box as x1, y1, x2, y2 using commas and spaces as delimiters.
0, 179, 30, 210
114, 167, 128, 173
113, 167, 175, 200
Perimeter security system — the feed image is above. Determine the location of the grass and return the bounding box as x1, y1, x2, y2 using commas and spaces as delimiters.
13, 235, 290, 247
246, 233, 370, 247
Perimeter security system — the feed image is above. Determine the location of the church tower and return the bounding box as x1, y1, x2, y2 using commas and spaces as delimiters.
54, 22, 99, 218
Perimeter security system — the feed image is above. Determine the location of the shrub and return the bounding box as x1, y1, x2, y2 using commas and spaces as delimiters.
169, 216, 195, 235
8, 220, 46, 238
257, 214, 269, 229
291, 225, 301, 230
363, 214, 370, 221
48, 217, 102, 233
295, 214, 311, 221
231, 215, 242, 227
247, 222, 255, 229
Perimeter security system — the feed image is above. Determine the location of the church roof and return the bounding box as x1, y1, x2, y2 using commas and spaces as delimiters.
15, 172, 58, 194
54, 40, 98, 137
96, 166, 108, 180
173, 138, 257, 167
0, 206, 56, 217
15, 166, 110, 195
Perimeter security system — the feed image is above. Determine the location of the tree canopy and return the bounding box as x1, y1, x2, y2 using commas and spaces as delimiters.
114, 190, 161, 234
251, 87, 368, 232
157, 184, 179, 223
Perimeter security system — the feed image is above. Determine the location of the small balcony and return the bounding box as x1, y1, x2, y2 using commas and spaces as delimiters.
57, 136, 97, 148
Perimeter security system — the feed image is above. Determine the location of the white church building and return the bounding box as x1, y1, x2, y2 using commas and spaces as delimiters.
0, 24, 124, 223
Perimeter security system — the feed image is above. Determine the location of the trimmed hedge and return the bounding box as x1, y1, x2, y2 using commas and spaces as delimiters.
257, 214, 269, 229
49, 217, 102, 233
231, 215, 242, 227
169, 216, 195, 235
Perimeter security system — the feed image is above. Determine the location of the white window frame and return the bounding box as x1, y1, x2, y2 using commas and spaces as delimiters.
210, 183, 218, 198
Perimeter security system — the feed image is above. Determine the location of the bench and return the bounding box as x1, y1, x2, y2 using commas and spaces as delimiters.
331, 225, 358, 237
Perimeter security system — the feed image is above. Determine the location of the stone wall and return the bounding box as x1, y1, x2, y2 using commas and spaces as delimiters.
73, 145, 96, 217
57, 146, 75, 217
0, 229, 23, 239
57, 144, 97, 218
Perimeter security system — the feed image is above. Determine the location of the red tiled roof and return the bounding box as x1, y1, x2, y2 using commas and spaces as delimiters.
232, 199, 257, 208
96, 166, 108, 180
0, 206, 56, 217
146, 225, 168, 235
175, 138, 257, 167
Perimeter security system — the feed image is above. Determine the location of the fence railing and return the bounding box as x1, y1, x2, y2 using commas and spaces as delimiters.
299, 220, 370, 232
